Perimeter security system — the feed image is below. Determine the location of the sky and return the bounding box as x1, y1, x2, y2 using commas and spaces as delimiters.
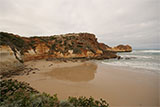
0, 0, 159, 49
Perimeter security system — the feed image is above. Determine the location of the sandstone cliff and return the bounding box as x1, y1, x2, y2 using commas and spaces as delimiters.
109, 45, 132, 52
0, 32, 118, 62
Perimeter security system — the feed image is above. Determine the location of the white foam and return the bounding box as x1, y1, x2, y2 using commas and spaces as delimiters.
138, 50, 160, 53
104, 49, 160, 71
102, 61, 160, 71
120, 55, 152, 59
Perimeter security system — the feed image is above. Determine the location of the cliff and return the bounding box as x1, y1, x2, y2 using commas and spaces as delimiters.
109, 45, 132, 52
0, 32, 118, 62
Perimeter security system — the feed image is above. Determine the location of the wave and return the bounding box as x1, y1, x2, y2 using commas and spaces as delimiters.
120, 55, 152, 59
106, 49, 160, 71
102, 61, 160, 71
134, 50, 160, 53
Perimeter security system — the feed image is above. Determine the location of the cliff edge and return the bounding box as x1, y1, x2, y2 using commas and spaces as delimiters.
0, 32, 119, 62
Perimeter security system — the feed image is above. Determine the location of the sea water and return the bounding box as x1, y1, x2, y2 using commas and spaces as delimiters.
102, 49, 160, 71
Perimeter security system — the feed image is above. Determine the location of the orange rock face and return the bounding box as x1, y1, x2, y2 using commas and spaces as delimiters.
110, 45, 132, 52
0, 32, 132, 62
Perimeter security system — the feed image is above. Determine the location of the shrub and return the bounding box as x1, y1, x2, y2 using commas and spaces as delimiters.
39, 38, 47, 43
68, 96, 109, 107
73, 48, 82, 54
0, 79, 59, 107
87, 45, 96, 54
60, 101, 74, 107
49, 36, 56, 40
56, 39, 62, 44
51, 44, 56, 50
29, 40, 36, 50
77, 44, 83, 48
0, 32, 25, 50
0, 79, 109, 107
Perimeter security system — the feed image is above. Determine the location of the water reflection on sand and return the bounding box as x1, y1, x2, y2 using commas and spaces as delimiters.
13, 60, 159, 106
45, 63, 97, 82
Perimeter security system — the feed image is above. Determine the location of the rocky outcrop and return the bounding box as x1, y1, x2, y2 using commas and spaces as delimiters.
109, 45, 132, 52
0, 45, 23, 77
0, 32, 118, 62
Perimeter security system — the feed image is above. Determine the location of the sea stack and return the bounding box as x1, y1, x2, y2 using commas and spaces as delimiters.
108, 45, 132, 52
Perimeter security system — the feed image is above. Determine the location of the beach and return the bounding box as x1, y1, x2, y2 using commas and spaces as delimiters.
0, 0, 159, 106
12, 59, 160, 107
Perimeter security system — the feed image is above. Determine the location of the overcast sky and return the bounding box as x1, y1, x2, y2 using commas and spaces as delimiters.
0, 0, 159, 49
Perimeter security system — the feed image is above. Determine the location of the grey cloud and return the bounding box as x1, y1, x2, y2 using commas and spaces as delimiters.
0, 0, 159, 49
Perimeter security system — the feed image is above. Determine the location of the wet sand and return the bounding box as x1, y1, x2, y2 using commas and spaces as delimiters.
13, 60, 160, 107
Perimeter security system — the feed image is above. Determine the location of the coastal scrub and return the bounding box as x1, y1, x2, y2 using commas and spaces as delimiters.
0, 79, 109, 107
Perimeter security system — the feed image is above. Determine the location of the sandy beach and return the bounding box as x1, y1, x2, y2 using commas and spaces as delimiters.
12, 59, 160, 107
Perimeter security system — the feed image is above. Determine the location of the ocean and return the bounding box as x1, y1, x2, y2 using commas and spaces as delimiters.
102, 49, 160, 72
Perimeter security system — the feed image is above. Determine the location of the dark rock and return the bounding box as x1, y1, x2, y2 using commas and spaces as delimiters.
117, 56, 121, 60
125, 57, 131, 60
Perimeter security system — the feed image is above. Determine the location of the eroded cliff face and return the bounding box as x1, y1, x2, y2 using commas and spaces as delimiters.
109, 45, 132, 52
0, 45, 23, 75
0, 32, 118, 62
